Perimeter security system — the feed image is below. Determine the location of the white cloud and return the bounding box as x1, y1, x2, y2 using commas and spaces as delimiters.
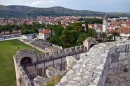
32, 1, 44, 6
29, 0, 57, 7
0, 0, 58, 7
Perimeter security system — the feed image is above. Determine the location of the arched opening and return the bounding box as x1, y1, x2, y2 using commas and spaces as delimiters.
20, 57, 32, 67
90, 44, 95, 49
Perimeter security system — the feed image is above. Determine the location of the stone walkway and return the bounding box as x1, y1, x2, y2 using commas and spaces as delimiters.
105, 71, 130, 86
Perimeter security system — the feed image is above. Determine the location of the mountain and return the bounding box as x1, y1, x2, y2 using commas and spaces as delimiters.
0, 5, 129, 18
126, 12, 130, 15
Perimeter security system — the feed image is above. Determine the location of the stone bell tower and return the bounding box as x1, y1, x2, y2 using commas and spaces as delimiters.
102, 14, 108, 33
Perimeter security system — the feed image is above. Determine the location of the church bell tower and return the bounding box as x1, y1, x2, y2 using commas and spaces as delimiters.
102, 14, 108, 33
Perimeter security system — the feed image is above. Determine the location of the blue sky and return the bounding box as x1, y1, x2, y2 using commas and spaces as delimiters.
0, 0, 130, 12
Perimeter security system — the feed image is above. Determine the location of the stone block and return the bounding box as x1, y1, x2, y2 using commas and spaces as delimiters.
119, 65, 126, 71
82, 75, 89, 79
128, 45, 130, 51
96, 64, 104, 70
73, 77, 81, 81
119, 52, 127, 60
89, 84, 97, 86
68, 81, 76, 84
126, 64, 130, 69
60, 76, 68, 83
108, 69, 113, 75
110, 62, 118, 68
93, 77, 100, 84
76, 73, 81, 76
66, 69, 74, 75
65, 84, 72, 86
120, 45, 126, 52
118, 61, 124, 67
124, 60, 129, 65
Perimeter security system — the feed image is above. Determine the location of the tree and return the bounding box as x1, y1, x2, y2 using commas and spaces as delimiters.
101, 32, 107, 42
47, 24, 54, 37
85, 20, 89, 33
76, 32, 90, 45
49, 35, 62, 45
65, 25, 73, 30
49, 25, 64, 46
108, 35, 113, 41
88, 29, 95, 37
21, 24, 38, 34
9, 28, 12, 33
112, 31, 120, 41
85, 18, 103, 24
128, 36, 130, 40
60, 30, 78, 47
72, 22, 84, 32
54, 25, 64, 36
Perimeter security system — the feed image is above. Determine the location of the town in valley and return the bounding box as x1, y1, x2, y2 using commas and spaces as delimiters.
0, 1, 130, 86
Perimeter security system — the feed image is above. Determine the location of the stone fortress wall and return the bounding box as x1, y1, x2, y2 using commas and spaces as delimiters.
13, 44, 87, 86
57, 40, 130, 86
30, 39, 63, 54
13, 50, 36, 86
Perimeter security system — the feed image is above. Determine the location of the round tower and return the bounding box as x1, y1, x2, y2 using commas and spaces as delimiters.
102, 14, 108, 33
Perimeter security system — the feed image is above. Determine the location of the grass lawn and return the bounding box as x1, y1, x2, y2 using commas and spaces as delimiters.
0, 39, 41, 86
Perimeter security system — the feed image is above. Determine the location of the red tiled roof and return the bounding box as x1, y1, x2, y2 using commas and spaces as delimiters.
120, 27, 130, 34
40, 29, 50, 34
109, 26, 130, 34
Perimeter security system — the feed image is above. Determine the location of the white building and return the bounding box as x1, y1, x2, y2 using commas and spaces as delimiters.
102, 14, 108, 33
21, 34, 35, 40
38, 29, 51, 40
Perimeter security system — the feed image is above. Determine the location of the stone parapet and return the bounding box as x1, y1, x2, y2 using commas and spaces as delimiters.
57, 40, 130, 86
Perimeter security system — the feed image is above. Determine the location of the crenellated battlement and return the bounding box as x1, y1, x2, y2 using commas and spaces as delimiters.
36, 45, 86, 63
13, 44, 87, 86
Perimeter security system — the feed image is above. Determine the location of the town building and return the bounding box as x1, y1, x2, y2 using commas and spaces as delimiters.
38, 29, 51, 40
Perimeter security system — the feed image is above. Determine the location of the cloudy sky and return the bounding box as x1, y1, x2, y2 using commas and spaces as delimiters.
0, 0, 130, 12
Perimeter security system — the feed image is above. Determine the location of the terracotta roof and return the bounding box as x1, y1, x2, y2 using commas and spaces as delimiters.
109, 26, 130, 34
109, 29, 119, 34
88, 24, 94, 28
40, 29, 50, 34
120, 27, 130, 34
108, 27, 114, 30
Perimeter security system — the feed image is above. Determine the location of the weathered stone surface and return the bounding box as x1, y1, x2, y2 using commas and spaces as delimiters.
57, 40, 130, 86
124, 60, 128, 65
60, 76, 68, 83
73, 77, 82, 81
66, 56, 78, 70
66, 69, 74, 75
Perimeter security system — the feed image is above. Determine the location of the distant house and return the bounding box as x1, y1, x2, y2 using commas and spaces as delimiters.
38, 29, 51, 40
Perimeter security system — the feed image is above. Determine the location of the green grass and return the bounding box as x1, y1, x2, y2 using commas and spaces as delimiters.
0, 39, 41, 86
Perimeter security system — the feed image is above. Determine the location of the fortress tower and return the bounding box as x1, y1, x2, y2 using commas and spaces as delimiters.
102, 14, 108, 33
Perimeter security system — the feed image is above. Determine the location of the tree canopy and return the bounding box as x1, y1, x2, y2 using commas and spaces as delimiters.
49, 22, 95, 48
